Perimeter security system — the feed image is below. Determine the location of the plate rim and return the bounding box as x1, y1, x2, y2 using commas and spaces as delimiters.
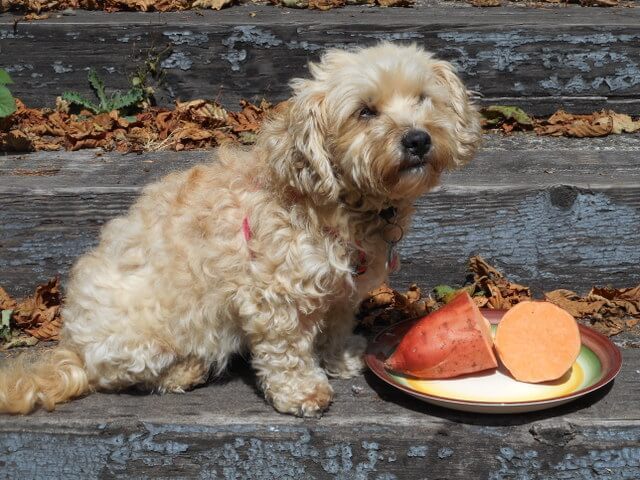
365, 308, 623, 409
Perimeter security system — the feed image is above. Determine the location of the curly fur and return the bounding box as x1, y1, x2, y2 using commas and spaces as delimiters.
0, 42, 481, 417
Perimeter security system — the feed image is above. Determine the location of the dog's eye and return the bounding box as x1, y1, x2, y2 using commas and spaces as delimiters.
359, 106, 377, 119
418, 93, 427, 103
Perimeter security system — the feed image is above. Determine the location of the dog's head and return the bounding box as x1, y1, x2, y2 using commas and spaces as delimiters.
260, 42, 481, 209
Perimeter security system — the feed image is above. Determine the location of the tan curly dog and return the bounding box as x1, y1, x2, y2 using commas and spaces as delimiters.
0, 43, 481, 417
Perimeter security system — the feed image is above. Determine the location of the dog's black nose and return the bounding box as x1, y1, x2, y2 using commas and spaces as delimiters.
401, 129, 431, 158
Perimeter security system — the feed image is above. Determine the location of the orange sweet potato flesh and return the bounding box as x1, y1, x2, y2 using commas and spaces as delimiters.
494, 301, 581, 383
385, 291, 498, 379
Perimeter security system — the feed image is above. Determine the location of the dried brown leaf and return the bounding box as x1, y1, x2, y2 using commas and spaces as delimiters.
1, 98, 272, 153
544, 289, 602, 318
192, 0, 233, 9
468, 255, 531, 309
610, 113, 640, 134
377, 0, 413, 6
3, 278, 64, 341
469, 0, 501, 6
359, 283, 427, 329
0, 286, 16, 311
582, 0, 618, 5
308, 0, 345, 9
536, 109, 640, 138
0, 333, 39, 350
4, 129, 35, 151
545, 284, 640, 336
25, 315, 62, 340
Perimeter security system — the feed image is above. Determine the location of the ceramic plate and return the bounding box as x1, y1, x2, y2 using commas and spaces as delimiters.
365, 309, 622, 413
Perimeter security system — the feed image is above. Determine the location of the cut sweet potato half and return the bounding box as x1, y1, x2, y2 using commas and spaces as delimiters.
385, 291, 498, 379
494, 301, 581, 383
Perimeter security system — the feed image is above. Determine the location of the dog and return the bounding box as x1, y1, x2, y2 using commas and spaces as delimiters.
0, 42, 481, 417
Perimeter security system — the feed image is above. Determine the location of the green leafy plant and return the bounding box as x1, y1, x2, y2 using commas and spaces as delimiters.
62, 68, 145, 115
130, 44, 173, 109
0, 69, 17, 118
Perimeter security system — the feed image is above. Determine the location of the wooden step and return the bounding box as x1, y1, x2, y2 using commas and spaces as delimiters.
0, 345, 638, 479
2, 4, 640, 115
2, 134, 639, 297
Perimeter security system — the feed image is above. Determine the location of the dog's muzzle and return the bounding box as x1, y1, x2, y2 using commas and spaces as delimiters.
399, 129, 431, 171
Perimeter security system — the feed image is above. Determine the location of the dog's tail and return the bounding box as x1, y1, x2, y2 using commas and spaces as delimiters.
0, 347, 90, 414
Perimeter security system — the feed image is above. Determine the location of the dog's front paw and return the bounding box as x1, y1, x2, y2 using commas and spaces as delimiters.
322, 334, 367, 379
267, 373, 334, 418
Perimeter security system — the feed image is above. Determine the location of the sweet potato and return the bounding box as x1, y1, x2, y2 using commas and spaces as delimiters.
385, 291, 498, 379
494, 301, 581, 383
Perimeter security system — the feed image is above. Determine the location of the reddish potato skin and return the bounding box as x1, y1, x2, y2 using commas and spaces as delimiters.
384, 292, 498, 379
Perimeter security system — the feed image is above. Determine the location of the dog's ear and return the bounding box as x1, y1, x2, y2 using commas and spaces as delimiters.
431, 60, 482, 167
262, 79, 340, 204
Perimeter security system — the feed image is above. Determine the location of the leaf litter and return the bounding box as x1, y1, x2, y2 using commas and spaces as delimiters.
269, 0, 412, 9
0, 278, 63, 349
2, 0, 418, 13
1, 0, 236, 13
535, 110, 640, 137
1, 98, 276, 153
3, 100, 638, 154
469, 0, 630, 7
482, 106, 640, 136
358, 255, 640, 338
2, 259, 639, 349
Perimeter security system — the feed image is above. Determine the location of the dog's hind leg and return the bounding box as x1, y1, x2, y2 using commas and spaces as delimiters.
155, 357, 210, 393
81, 334, 179, 392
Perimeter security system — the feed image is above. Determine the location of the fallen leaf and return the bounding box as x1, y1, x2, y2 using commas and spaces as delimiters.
4, 277, 64, 341
0, 286, 16, 310
23, 11, 50, 19
1, 333, 39, 350
377, 0, 413, 6
277, 0, 310, 6
1, 98, 271, 153
535, 110, 640, 138
610, 113, 640, 134
581, 0, 618, 5
545, 284, 640, 336
468, 255, 532, 309
359, 283, 428, 329
544, 289, 605, 318
192, 0, 234, 11
309, 0, 345, 9
468, 0, 501, 6
481, 105, 533, 132
433, 284, 475, 304
270, 0, 411, 9
363, 255, 639, 338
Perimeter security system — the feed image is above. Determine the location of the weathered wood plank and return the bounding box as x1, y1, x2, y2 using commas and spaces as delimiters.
2, 6, 640, 115
1, 136, 639, 297
1, 136, 639, 479
0, 346, 638, 479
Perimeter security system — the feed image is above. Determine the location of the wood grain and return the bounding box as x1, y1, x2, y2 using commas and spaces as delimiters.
1, 137, 639, 478
0, 346, 637, 478
1, 136, 639, 297
2, 5, 640, 115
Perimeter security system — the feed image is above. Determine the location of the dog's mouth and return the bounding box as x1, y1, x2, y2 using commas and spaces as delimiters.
398, 153, 429, 173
